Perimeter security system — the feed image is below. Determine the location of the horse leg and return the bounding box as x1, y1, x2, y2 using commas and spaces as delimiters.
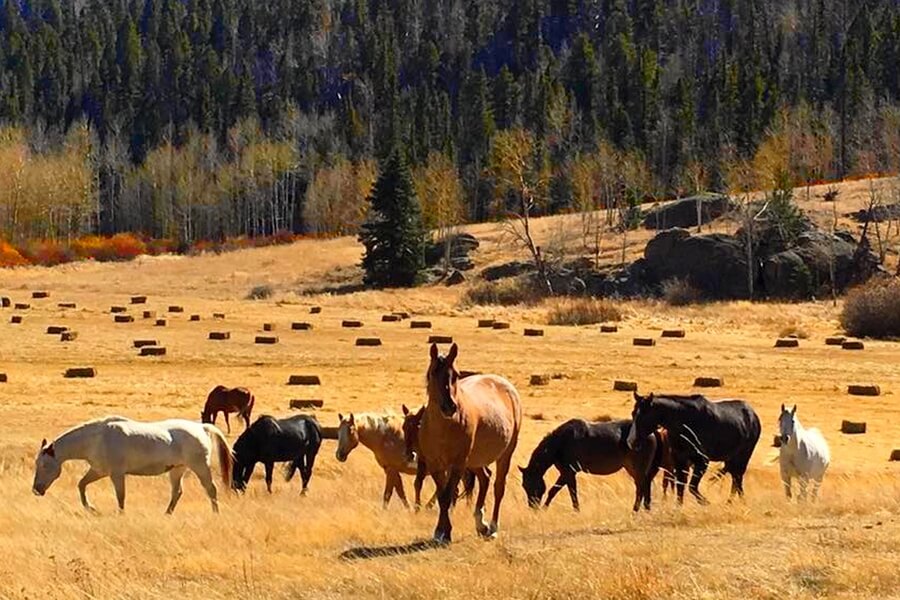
393, 472, 410, 509
382, 469, 395, 508
78, 467, 105, 513
264, 462, 274, 493
300, 446, 316, 495
165, 467, 187, 514
473, 468, 491, 536
675, 463, 688, 505
110, 473, 126, 511
488, 450, 514, 538
798, 476, 809, 502
414, 460, 426, 510
192, 462, 220, 513
565, 471, 580, 512
544, 470, 568, 509
434, 469, 461, 544
688, 459, 709, 505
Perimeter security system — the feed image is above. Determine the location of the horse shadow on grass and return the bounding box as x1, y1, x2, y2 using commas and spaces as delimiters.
339, 539, 446, 561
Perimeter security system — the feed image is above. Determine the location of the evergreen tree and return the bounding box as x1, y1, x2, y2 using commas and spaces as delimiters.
359, 148, 427, 288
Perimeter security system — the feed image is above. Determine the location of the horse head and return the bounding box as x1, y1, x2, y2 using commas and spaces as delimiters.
517, 465, 546, 509
401, 404, 424, 463
627, 391, 658, 450
32, 439, 61, 496
778, 403, 798, 445
335, 413, 358, 462
427, 343, 460, 418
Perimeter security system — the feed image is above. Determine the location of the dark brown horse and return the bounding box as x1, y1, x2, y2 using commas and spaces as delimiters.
201, 385, 254, 434
519, 418, 670, 512
419, 343, 522, 543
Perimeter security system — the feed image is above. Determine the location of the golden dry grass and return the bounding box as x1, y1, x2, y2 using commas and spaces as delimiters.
1, 178, 899, 599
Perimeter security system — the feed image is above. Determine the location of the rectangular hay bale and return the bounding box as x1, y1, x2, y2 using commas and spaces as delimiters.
342, 320, 363, 328
46, 326, 68, 334
60, 331, 78, 342
255, 335, 278, 344
410, 321, 432, 329
64, 367, 96, 378
848, 384, 880, 397
114, 315, 134, 323
524, 328, 544, 337
841, 420, 866, 434
661, 329, 685, 338
130, 296, 147, 304
633, 338, 655, 347
133, 339, 158, 348
289, 399, 324, 410
613, 380, 637, 392
428, 335, 453, 344
139, 346, 167, 356
291, 322, 312, 330
288, 375, 321, 386
208, 332, 230, 340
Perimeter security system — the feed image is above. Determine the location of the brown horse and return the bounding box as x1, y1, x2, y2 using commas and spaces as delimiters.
201, 385, 254, 434
420, 343, 522, 543
656, 427, 677, 497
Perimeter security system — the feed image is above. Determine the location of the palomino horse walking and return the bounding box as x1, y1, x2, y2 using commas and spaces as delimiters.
628, 392, 760, 504
778, 404, 830, 500
336, 412, 422, 508
32, 416, 233, 514
519, 418, 665, 512
201, 385, 255, 433
419, 343, 522, 543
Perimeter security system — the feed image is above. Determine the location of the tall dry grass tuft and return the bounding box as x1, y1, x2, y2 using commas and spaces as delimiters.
546, 297, 623, 325
661, 277, 704, 306
840, 277, 900, 338
461, 277, 545, 307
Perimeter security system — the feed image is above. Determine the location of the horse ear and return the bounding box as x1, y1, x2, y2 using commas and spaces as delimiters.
429, 343, 439, 361
40, 438, 47, 449
781, 403, 785, 413
45, 444, 55, 458
349, 413, 355, 424
447, 343, 459, 366
402, 404, 409, 416
338, 413, 344, 422
791, 405, 797, 415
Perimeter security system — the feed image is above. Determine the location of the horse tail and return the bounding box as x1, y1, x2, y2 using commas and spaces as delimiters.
203, 424, 234, 486
461, 470, 476, 500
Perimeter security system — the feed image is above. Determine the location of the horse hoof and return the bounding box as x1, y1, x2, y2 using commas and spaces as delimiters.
432, 533, 451, 545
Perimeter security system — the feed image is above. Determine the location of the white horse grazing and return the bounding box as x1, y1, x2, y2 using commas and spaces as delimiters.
778, 404, 830, 501
32, 416, 233, 514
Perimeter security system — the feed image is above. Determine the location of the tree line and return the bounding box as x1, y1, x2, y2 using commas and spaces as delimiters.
1, 0, 899, 244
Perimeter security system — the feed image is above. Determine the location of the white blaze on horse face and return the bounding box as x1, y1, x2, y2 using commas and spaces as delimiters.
32, 450, 62, 495
778, 409, 795, 443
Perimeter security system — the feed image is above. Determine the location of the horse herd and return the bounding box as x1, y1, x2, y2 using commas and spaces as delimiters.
31, 343, 832, 543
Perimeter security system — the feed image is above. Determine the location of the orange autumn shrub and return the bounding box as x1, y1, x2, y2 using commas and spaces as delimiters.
0, 240, 28, 267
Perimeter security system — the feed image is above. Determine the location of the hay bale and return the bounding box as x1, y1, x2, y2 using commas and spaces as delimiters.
633, 338, 656, 347
57, 302, 76, 309
847, 384, 881, 397
890, 449, 900, 462
263, 323, 276, 331
524, 328, 544, 337
130, 296, 147, 304
694, 377, 724, 388
478, 319, 496, 328
530, 374, 550, 386
208, 331, 230, 340
155, 319, 167, 327
0, 297, 9, 307
661, 329, 686, 338
289, 399, 324, 410
64, 367, 96, 378
460, 370, 481, 378
393, 312, 410, 320
492, 322, 511, 330
189, 314, 200, 322
356, 337, 382, 346
410, 320, 432, 329
110, 306, 127, 313
772, 435, 782, 448
31, 291, 49, 299
600, 324, 618, 333
288, 375, 321, 386
381, 314, 401, 322
841, 420, 866, 434
10, 315, 22, 324
309, 306, 322, 314
342, 320, 363, 328
114, 315, 134, 323
133, 339, 158, 348
428, 335, 453, 344
842, 340, 865, 350
168, 305, 184, 313
0, 373, 6, 382
321, 426, 339, 440
255, 335, 278, 344
613, 380, 638, 392
213, 313, 226, 320
825, 336, 846, 346
291, 322, 313, 330
46, 326, 68, 334
14, 303, 30, 310
60, 331, 78, 342
140, 346, 167, 356
142, 310, 156, 319
774, 338, 800, 348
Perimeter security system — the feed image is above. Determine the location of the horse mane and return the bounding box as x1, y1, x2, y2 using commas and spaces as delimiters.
354, 412, 402, 436
524, 424, 565, 473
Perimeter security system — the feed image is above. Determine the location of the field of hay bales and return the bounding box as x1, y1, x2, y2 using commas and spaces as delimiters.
1, 179, 899, 599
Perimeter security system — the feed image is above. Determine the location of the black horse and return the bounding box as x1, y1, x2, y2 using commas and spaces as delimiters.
518, 418, 665, 512
232, 415, 322, 494
627, 392, 761, 504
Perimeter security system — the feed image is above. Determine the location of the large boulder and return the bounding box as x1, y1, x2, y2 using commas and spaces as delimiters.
425, 233, 479, 271
761, 250, 811, 300
643, 228, 753, 299
481, 260, 534, 281
642, 194, 733, 230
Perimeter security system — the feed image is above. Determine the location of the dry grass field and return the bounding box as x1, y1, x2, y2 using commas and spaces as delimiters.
1, 178, 899, 599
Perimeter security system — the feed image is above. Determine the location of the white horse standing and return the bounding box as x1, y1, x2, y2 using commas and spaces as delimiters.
778, 404, 830, 500
32, 416, 233, 514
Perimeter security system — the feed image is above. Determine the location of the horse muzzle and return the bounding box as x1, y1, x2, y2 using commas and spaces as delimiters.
32, 487, 45, 497
335, 452, 347, 463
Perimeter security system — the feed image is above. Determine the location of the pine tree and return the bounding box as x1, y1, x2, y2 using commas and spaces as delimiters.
359, 148, 427, 288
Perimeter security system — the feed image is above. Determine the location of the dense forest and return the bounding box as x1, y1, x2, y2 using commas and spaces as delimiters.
1, 0, 899, 246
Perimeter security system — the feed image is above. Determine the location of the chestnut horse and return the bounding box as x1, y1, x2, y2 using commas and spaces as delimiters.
419, 343, 522, 543
201, 385, 254, 434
